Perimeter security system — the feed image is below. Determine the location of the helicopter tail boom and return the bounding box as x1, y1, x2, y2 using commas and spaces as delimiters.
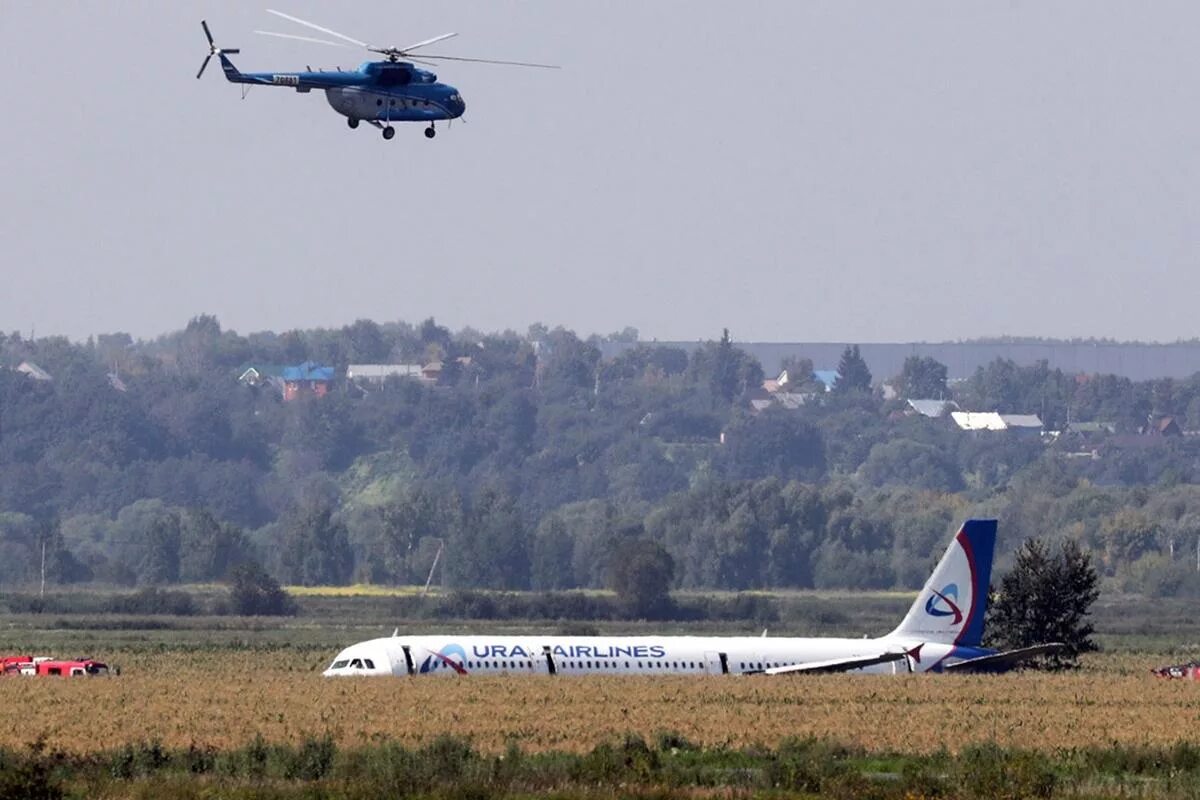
218, 53, 245, 83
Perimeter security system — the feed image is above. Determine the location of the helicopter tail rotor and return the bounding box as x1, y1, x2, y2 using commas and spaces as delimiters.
197, 20, 241, 79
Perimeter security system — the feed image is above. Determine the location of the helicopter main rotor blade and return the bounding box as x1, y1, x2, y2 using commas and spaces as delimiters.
413, 53, 560, 69
396, 32, 458, 53
255, 30, 349, 48
202, 20, 215, 47
196, 54, 212, 79
266, 9, 368, 48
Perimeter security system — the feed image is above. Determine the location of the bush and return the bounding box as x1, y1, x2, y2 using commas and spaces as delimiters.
110, 587, 197, 616
228, 562, 295, 616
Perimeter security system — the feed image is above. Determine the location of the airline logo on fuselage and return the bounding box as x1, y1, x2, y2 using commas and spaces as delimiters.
430, 642, 669, 661
924, 583, 964, 624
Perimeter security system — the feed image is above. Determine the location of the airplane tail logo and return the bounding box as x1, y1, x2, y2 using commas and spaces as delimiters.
924, 584, 963, 624
889, 519, 996, 646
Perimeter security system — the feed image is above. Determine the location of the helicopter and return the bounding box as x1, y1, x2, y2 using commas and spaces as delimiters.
197, 10, 558, 140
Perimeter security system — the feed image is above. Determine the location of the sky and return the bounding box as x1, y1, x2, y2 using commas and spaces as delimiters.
4, 2, 1200, 344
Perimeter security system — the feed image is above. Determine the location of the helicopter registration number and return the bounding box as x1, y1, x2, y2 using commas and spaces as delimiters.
272, 75, 300, 87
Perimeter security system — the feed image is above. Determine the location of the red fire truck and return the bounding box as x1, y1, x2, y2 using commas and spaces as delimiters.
1, 656, 109, 676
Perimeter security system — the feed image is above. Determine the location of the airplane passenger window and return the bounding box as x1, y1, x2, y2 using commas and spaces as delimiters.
637, 661, 642, 668
625, 662, 630, 668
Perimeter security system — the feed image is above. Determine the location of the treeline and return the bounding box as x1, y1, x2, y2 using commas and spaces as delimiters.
4, 318, 1200, 595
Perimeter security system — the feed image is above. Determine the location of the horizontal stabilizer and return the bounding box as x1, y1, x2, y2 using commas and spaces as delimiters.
943, 643, 1066, 673
761, 650, 910, 675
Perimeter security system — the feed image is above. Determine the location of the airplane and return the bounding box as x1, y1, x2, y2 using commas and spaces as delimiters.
323, 519, 1064, 677
196, 11, 559, 141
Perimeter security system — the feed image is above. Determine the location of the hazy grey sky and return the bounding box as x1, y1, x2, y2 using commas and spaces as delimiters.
4, 2, 1200, 343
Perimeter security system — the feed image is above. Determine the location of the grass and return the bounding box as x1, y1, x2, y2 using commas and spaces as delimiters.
7, 730, 1200, 799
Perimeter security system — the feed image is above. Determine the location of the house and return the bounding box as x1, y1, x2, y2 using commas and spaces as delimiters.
1000, 414, 1044, 436
421, 361, 443, 382
1143, 415, 1182, 437
237, 365, 286, 387
749, 392, 811, 413
16, 361, 52, 382
1065, 421, 1117, 436
762, 369, 791, 394
907, 399, 960, 418
281, 361, 335, 401
950, 411, 1043, 434
951, 411, 1008, 431
346, 364, 424, 384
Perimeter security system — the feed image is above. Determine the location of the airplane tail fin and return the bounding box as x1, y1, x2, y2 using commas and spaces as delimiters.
888, 519, 996, 646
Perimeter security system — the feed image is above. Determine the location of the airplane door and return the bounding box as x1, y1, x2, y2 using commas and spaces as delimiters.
538, 646, 558, 676
400, 645, 416, 676
704, 651, 729, 675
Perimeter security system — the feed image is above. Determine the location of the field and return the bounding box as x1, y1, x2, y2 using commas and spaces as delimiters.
0, 590, 1199, 756
0, 649, 1196, 757
3, 591, 1200, 797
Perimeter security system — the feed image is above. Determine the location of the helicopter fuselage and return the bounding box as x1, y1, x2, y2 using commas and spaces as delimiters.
218, 54, 466, 124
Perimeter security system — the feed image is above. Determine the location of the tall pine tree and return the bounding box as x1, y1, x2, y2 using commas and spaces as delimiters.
833, 345, 872, 394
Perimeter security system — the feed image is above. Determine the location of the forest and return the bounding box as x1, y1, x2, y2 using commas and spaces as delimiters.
2, 315, 1200, 597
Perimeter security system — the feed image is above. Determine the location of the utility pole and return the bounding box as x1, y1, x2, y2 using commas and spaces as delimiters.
422, 540, 445, 595
40, 539, 46, 599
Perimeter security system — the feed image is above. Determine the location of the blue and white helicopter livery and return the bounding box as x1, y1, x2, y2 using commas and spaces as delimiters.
197, 11, 558, 140
323, 520, 1063, 678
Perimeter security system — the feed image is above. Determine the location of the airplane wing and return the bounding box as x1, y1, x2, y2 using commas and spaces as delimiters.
761, 650, 911, 675
942, 643, 1066, 673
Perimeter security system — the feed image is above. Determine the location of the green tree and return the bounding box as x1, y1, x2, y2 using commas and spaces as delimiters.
280, 502, 354, 586
986, 538, 1099, 670
228, 562, 295, 616
687, 330, 764, 404
719, 410, 826, 482
895, 356, 949, 399
832, 345, 872, 395
859, 439, 964, 492
609, 538, 675, 619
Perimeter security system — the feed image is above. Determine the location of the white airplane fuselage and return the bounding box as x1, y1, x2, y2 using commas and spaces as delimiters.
324, 633, 978, 678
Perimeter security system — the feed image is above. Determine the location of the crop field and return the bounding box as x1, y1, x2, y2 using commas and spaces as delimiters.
0, 647, 1195, 757
3, 596, 1200, 798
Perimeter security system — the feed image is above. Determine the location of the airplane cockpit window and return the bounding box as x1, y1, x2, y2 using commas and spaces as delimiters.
349, 658, 363, 669
364, 659, 375, 670
331, 660, 349, 670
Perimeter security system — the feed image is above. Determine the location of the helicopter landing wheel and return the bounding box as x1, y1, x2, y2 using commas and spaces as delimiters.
425, 125, 436, 139
382, 126, 395, 141
347, 118, 360, 130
